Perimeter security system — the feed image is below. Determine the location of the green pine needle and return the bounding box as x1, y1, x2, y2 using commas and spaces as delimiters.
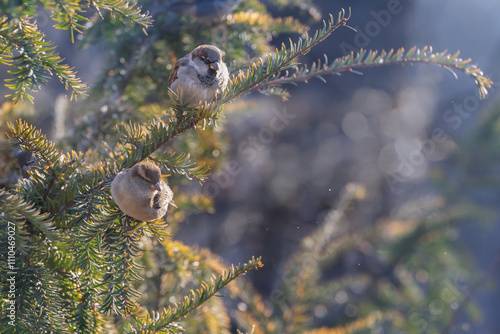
131, 257, 263, 332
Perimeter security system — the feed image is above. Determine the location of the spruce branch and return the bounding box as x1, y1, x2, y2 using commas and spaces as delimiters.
202, 251, 272, 333
6, 120, 85, 218
114, 115, 212, 172
0, 17, 87, 102
252, 46, 493, 99
71, 278, 105, 333
73, 211, 110, 272
216, 9, 352, 105
141, 218, 171, 241
0, 190, 73, 276
131, 257, 263, 332
0, 189, 56, 247
0, 210, 69, 331
7, 262, 68, 332
47, 0, 152, 41
86, 0, 152, 31
152, 151, 211, 182
0, 0, 151, 102
6, 120, 121, 222
50, 0, 90, 43
99, 222, 144, 316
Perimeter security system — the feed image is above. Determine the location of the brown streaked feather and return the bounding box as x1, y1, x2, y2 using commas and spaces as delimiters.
168, 58, 189, 85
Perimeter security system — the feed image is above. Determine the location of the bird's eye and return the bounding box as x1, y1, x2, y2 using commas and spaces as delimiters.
140, 175, 151, 183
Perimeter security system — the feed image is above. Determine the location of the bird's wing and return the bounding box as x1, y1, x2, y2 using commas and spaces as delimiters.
168, 58, 189, 86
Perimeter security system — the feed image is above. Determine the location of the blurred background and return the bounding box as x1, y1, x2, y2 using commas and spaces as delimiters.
2, 0, 500, 332
178, 0, 500, 332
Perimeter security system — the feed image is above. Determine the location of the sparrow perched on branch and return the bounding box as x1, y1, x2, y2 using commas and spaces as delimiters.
111, 162, 174, 222
169, 44, 229, 105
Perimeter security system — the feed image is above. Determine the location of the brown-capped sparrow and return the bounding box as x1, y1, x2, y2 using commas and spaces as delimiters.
111, 162, 174, 222
169, 44, 229, 105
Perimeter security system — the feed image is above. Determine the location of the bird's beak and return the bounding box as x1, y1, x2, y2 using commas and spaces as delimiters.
153, 182, 161, 191
209, 61, 219, 71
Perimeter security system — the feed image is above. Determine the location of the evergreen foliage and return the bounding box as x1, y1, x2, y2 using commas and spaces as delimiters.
0, 0, 494, 333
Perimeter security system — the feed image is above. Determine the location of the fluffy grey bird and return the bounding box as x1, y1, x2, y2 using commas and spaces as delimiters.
111, 162, 174, 222
169, 44, 229, 105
